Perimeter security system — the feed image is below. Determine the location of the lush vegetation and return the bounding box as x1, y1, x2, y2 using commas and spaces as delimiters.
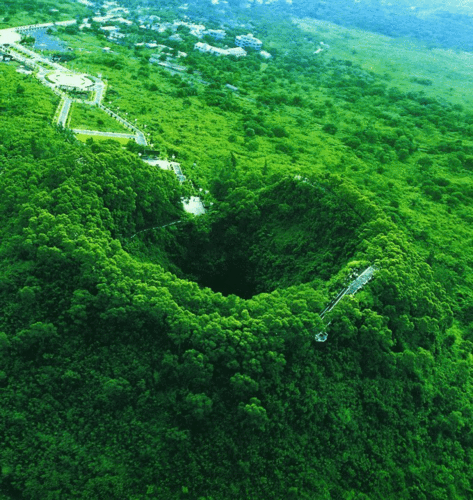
69, 103, 131, 133
268, 0, 473, 53
1, 0, 473, 499
0, 0, 87, 28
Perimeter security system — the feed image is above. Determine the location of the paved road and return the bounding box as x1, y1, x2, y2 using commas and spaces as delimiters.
129, 220, 182, 240
99, 104, 148, 146
6, 27, 148, 146
135, 131, 147, 146
346, 266, 376, 295
93, 81, 106, 105
172, 163, 186, 183
58, 98, 72, 126
321, 267, 377, 319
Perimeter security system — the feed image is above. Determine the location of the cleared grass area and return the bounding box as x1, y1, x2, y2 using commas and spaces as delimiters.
75, 133, 130, 145
294, 17, 473, 109
69, 103, 131, 133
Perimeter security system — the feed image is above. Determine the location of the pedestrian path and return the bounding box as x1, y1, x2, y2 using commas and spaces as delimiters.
315, 266, 377, 342
97, 103, 147, 145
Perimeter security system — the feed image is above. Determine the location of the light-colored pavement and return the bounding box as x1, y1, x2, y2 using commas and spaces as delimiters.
93, 81, 106, 104
98, 104, 148, 146
182, 196, 206, 215
58, 98, 72, 126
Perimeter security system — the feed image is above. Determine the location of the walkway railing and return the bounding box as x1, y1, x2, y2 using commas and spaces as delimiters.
315, 265, 377, 342
97, 104, 148, 146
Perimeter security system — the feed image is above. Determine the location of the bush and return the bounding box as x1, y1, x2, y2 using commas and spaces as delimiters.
343, 136, 362, 149
247, 140, 259, 152
322, 123, 338, 135
272, 126, 288, 138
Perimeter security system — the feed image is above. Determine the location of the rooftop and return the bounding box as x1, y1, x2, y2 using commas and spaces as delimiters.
183, 196, 206, 216
0, 28, 22, 46
195, 42, 246, 57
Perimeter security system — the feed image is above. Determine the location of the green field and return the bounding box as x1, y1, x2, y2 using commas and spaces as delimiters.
69, 103, 131, 133
294, 17, 473, 108
75, 133, 131, 145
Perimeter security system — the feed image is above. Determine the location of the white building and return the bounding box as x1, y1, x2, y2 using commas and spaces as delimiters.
172, 21, 206, 38
151, 23, 171, 33
103, 1, 119, 9
194, 42, 246, 58
55, 20, 77, 27
205, 29, 226, 40
189, 25, 206, 38
101, 26, 119, 33
157, 61, 186, 72
109, 31, 126, 40
108, 8, 131, 17
259, 50, 272, 59
226, 47, 247, 58
114, 17, 133, 26
194, 42, 221, 55
235, 33, 262, 50
93, 15, 114, 23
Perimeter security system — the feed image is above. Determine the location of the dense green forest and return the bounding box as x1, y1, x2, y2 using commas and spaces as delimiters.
1, 0, 473, 499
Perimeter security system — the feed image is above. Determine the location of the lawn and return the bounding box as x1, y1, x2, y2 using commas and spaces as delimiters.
69, 103, 131, 133
75, 133, 130, 145
294, 17, 473, 109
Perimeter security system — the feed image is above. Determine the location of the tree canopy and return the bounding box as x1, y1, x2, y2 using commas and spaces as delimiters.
1, 1, 473, 498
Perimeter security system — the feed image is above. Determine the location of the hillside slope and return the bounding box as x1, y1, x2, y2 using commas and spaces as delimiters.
1, 2, 473, 499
